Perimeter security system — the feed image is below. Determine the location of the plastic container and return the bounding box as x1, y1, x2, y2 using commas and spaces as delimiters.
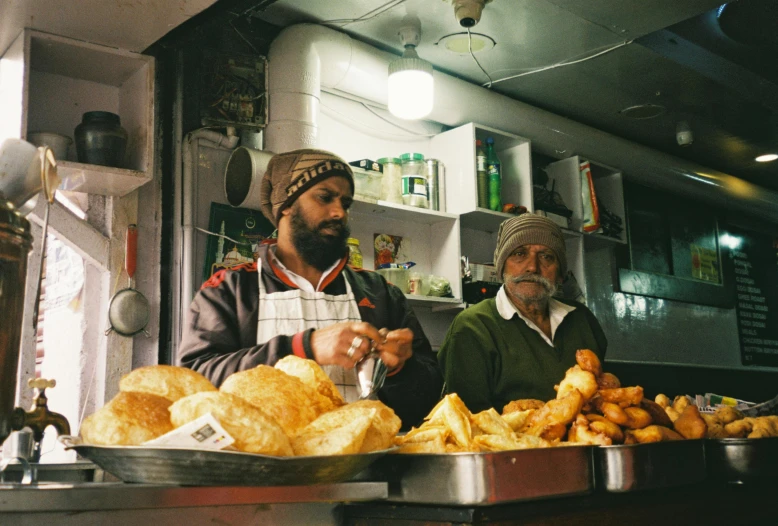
347, 238, 363, 269
26, 132, 72, 161
377, 157, 403, 204
352, 167, 383, 200
377, 268, 410, 293
399, 153, 428, 209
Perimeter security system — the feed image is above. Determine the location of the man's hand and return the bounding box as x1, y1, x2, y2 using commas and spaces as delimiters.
375, 328, 413, 372
309, 321, 384, 368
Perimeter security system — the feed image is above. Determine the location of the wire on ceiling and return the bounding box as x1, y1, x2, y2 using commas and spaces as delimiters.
320, 98, 437, 138
467, 28, 494, 89
485, 39, 633, 87
320, 0, 407, 27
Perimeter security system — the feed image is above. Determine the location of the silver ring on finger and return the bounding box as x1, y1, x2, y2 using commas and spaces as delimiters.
347, 336, 363, 360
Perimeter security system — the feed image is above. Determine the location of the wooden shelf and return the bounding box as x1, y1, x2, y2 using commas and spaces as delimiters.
58, 161, 151, 197
351, 199, 458, 225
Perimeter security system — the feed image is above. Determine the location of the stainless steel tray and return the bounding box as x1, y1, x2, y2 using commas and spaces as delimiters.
595, 440, 706, 492
361, 446, 594, 505
705, 437, 778, 483
66, 441, 394, 486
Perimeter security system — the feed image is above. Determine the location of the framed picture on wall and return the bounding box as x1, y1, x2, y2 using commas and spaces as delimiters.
202, 203, 275, 283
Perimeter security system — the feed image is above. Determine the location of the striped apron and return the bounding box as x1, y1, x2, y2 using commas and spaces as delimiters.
256, 261, 362, 402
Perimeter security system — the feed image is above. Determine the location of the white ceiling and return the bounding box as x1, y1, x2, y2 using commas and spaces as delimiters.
0, 0, 218, 55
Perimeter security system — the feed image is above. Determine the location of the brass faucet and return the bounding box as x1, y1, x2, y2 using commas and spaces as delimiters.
18, 378, 71, 462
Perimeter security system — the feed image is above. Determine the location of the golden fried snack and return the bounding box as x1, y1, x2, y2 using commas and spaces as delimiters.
724, 418, 753, 438
623, 432, 638, 445
502, 399, 545, 414
472, 408, 515, 438
399, 425, 449, 444
655, 393, 671, 409
592, 397, 629, 426
671, 395, 690, 414
575, 349, 602, 377
665, 406, 681, 423
398, 435, 447, 454
640, 399, 674, 428
702, 414, 728, 439
597, 372, 621, 390
169, 391, 293, 456
322, 400, 401, 453
501, 409, 534, 431
568, 414, 612, 446
523, 390, 583, 437
629, 425, 684, 443
220, 365, 320, 436
539, 423, 569, 441
597, 386, 644, 407
425, 394, 473, 447
585, 414, 624, 443
274, 355, 345, 412
556, 366, 598, 402
80, 391, 173, 446
474, 433, 552, 452
623, 406, 653, 430
119, 365, 216, 402
292, 411, 374, 456
714, 405, 744, 425
748, 416, 778, 438
672, 405, 707, 439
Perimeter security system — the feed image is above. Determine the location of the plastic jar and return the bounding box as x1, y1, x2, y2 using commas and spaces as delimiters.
400, 153, 428, 209
346, 238, 363, 269
377, 157, 403, 204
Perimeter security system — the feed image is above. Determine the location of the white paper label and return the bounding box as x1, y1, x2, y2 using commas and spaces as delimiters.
143, 413, 235, 450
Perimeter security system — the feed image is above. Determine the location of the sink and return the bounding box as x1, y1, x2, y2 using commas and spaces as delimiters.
0, 460, 110, 484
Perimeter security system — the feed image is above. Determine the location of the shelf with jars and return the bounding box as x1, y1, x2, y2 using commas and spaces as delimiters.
1, 29, 155, 197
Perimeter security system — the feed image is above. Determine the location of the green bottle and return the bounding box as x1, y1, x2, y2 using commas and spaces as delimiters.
486, 137, 501, 211
475, 139, 489, 208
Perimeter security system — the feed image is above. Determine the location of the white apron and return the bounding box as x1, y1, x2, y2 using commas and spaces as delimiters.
256, 260, 363, 402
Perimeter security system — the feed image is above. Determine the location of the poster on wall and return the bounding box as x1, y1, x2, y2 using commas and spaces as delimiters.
728, 226, 778, 367
202, 203, 275, 282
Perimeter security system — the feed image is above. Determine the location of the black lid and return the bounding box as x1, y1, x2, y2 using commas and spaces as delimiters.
82, 111, 121, 124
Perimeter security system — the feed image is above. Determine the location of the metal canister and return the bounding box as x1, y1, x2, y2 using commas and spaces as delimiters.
0, 199, 33, 443
425, 159, 443, 211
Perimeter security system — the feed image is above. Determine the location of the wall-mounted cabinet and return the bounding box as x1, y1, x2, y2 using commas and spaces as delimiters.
2, 29, 154, 197
350, 198, 462, 307
545, 156, 626, 244
431, 123, 533, 234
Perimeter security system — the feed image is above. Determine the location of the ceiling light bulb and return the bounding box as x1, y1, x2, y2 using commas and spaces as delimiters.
388, 22, 434, 120
755, 153, 778, 162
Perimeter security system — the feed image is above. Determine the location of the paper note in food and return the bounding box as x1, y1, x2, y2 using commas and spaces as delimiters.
144, 412, 235, 450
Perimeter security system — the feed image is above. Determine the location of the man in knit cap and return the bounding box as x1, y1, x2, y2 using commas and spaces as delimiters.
178, 149, 442, 429
437, 213, 606, 413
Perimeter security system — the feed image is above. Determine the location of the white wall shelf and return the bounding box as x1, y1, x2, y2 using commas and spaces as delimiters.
407, 296, 463, 309
2, 29, 155, 197
351, 198, 457, 225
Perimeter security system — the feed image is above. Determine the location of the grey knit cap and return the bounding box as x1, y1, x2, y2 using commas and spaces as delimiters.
493, 213, 567, 278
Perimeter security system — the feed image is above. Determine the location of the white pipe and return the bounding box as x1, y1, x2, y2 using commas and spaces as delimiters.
180, 128, 238, 329
267, 24, 778, 221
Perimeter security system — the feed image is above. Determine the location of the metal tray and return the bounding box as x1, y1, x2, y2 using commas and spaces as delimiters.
360, 446, 594, 506
595, 440, 706, 492
65, 441, 394, 486
705, 437, 778, 483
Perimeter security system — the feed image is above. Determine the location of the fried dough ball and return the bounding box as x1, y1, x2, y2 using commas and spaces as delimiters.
629, 425, 684, 444
568, 414, 612, 446
502, 399, 545, 414
575, 349, 602, 377
665, 406, 681, 423
592, 397, 629, 426
714, 405, 744, 425
119, 365, 216, 402
671, 395, 690, 414
623, 406, 653, 430
556, 366, 598, 402
522, 390, 583, 437
640, 399, 674, 428
655, 394, 671, 409
702, 414, 728, 439
598, 386, 644, 407
80, 392, 173, 446
585, 414, 624, 443
597, 372, 621, 390
672, 405, 707, 439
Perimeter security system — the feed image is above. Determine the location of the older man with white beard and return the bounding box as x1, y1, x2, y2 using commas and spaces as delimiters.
437, 213, 607, 413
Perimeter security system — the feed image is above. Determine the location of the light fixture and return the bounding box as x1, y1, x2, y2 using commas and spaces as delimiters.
755, 153, 778, 162
437, 32, 496, 54
676, 121, 693, 147
388, 16, 434, 120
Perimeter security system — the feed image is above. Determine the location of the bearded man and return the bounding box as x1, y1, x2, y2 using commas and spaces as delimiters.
437, 213, 607, 413
177, 149, 442, 428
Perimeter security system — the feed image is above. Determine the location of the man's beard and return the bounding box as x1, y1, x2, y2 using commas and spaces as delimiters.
290, 205, 351, 271
503, 272, 558, 306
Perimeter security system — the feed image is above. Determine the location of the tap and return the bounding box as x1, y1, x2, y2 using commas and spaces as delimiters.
20, 378, 71, 462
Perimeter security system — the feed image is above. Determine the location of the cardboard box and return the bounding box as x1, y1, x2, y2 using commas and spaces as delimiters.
470, 263, 501, 284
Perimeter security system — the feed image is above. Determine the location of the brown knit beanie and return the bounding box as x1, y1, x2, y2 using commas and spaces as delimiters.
493, 213, 567, 279
259, 149, 355, 226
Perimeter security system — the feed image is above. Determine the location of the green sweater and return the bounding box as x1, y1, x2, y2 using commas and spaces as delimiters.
437, 297, 607, 413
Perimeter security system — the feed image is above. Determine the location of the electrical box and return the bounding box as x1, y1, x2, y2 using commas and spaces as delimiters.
199, 49, 267, 129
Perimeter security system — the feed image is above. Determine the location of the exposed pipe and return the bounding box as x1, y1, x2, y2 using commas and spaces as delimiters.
267, 24, 778, 222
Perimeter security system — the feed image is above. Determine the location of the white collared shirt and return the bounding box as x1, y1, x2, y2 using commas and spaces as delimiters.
268, 245, 342, 293
495, 285, 576, 346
